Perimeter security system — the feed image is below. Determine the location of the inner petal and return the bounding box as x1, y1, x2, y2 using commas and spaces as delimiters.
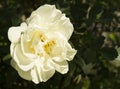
21, 35, 35, 54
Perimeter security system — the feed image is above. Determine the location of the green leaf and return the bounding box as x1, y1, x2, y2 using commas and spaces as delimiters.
81, 76, 90, 89
101, 47, 118, 60
2, 54, 11, 61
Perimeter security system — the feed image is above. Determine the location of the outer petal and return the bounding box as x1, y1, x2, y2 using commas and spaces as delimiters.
13, 44, 34, 71
52, 14, 74, 40
31, 67, 39, 84
27, 4, 62, 26
65, 42, 77, 61
31, 59, 55, 84
50, 60, 68, 74
8, 22, 27, 43
27, 4, 73, 40
11, 60, 32, 80
40, 66, 55, 82
36, 63, 55, 82
10, 43, 16, 56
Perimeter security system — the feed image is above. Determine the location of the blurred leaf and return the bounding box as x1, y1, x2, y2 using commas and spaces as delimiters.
2, 54, 11, 61
101, 47, 118, 60
81, 76, 90, 89
73, 74, 81, 84
82, 63, 97, 75
96, 11, 104, 20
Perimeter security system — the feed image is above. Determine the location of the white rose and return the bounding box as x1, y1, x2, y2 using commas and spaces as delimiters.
8, 4, 77, 84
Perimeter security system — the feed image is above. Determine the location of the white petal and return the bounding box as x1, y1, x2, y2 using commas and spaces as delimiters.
52, 57, 64, 62
13, 44, 34, 71
27, 4, 73, 40
31, 60, 55, 84
35, 59, 55, 82
8, 22, 27, 43
20, 35, 37, 59
11, 60, 32, 80
36, 4, 61, 21
65, 42, 77, 61
10, 43, 16, 56
31, 67, 40, 84
50, 60, 68, 74
21, 22, 27, 28
52, 14, 74, 40
27, 4, 62, 25
8, 27, 22, 43
39, 64, 55, 82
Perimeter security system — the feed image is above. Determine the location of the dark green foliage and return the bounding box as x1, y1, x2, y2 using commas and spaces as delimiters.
0, 0, 120, 89
101, 47, 118, 60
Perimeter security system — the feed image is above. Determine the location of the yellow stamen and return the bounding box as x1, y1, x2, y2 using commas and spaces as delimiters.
44, 40, 56, 55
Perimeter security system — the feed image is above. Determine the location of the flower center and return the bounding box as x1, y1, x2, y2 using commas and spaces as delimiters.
29, 30, 56, 57
44, 40, 56, 55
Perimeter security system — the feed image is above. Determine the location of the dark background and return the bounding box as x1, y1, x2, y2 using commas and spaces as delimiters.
0, 0, 120, 89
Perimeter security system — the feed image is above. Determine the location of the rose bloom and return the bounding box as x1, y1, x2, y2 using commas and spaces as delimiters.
8, 4, 77, 84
